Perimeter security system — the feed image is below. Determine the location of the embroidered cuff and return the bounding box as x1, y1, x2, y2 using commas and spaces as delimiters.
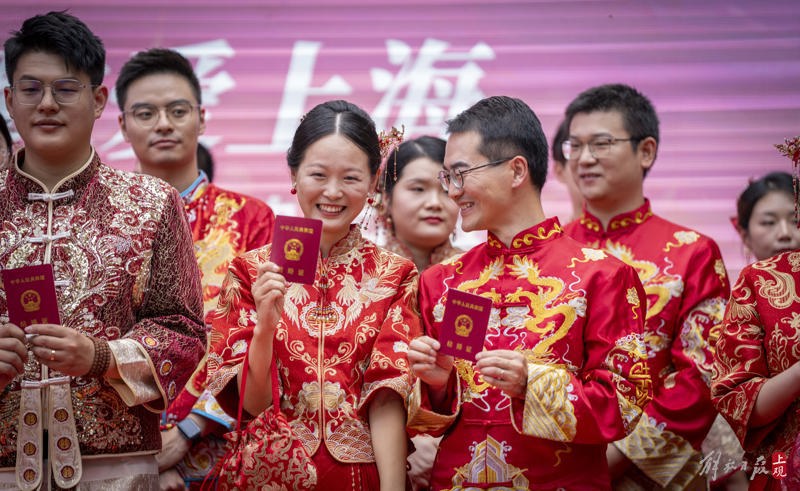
407, 376, 460, 435
106, 339, 160, 409
613, 416, 695, 487
511, 363, 577, 442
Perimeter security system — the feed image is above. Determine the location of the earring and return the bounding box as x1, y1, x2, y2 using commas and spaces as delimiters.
290, 184, 297, 195
360, 194, 378, 230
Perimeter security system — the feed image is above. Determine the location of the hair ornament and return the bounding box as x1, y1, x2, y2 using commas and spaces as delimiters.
377, 125, 404, 193
379, 125, 405, 160
775, 135, 800, 223
361, 125, 404, 230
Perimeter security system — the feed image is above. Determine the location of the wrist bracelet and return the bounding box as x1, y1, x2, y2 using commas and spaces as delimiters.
86, 337, 111, 378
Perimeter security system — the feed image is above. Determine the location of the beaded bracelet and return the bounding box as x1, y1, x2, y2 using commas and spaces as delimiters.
86, 337, 111, 378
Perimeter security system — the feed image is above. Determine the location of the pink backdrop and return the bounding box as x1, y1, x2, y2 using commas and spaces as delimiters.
2, 1, 799, 281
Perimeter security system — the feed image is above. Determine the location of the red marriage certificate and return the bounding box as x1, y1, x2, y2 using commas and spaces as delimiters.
438, 289, 491, 361
270, 215, 322, 284
1, 263, 60, 327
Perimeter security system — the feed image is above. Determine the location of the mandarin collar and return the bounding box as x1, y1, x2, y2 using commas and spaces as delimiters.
486, 217, 563, 256
10, 148, 100, 204
578, 199, 654, 235
181, 171, 210, 205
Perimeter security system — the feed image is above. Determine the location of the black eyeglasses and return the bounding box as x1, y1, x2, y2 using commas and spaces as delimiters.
11, 79, 95, 105
438, 157, 514, 191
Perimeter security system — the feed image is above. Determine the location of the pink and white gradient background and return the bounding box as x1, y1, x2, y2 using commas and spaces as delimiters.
1, 0, 798, 281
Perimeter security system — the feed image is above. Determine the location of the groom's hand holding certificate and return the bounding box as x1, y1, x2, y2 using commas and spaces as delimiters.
1, 264, 61, 328
1, 264, 63, 383
269, 215, 322, 285
0, 266, 50, 389
438, 289, 491, 362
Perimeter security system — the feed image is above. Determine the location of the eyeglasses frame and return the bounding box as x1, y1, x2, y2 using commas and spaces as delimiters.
438, 156, 514, 191
10, 78, 97, 106
561, 136, 638, 161
122, 101, 200, 129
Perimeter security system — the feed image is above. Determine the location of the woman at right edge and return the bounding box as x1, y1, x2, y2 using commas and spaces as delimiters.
712, 139, 800, 491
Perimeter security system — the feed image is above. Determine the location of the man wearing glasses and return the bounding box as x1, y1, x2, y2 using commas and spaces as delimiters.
0, 12, 205, 489
115, 47, 275, 489
562, 83, 730, 489
408, 95, 652, 489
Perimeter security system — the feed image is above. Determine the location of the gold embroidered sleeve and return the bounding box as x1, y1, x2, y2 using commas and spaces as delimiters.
357, 262, 421, 418
510, 363, 577, 442
613, 416, 698, 487
106, 339, 160, 411
407, 377, 461, 435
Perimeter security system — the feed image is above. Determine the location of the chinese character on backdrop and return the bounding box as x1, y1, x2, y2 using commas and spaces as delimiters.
371, 38, 495, 137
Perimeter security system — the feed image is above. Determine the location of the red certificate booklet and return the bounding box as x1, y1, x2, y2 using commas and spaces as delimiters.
438, 289, 491, 361
270, 215, 322, 284
1, 263, 61, 328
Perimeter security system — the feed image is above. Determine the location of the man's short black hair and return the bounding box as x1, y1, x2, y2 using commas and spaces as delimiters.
447, 95, 549, 191
5, 11, 105, 85
564, 83, 660, 175
115, 48, 202, 111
